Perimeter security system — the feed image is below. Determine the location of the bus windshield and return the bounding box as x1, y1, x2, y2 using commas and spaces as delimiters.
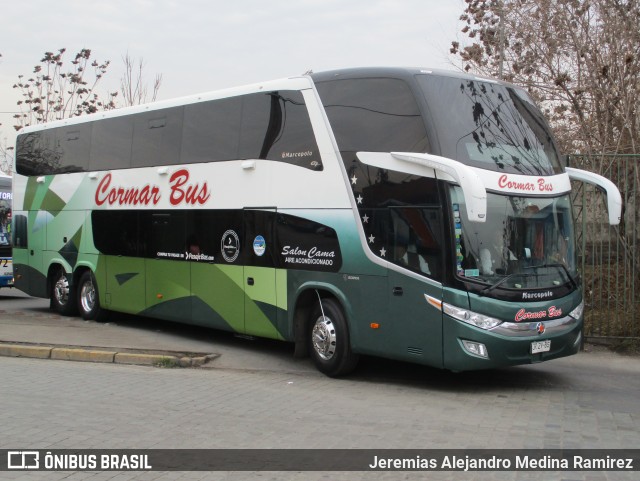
417, 74, 563, 176
451, 186, 577, 290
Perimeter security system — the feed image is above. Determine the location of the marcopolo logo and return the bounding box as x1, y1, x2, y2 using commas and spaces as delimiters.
522, 291, 554, 300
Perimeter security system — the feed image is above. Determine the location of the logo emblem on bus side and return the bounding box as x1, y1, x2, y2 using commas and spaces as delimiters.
221, 230, 240, 263
253, 235, 266, 256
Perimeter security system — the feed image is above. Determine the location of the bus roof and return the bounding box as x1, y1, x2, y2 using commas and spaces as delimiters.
310, 66, 510, 86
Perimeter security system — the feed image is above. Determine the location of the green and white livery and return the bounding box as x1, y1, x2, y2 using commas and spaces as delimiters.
13, 68, 621, 376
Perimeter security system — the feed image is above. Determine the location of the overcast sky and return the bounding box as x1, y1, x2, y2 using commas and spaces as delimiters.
0, 0, 465, 143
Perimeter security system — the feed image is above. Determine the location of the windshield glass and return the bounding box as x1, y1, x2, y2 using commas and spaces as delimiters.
417, 74, 563, 176
451, 186, 576, 290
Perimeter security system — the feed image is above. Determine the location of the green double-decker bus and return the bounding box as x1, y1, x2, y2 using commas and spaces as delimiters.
12, 68, 621, 376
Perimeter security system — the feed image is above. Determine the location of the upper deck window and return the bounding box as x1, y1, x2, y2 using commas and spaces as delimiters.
315, 78, 429, 161
16, 90, 321, 175
417, 74, 563, 176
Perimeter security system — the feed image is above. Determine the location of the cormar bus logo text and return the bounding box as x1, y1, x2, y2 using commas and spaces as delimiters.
95, 169, 210, 207
515, 306, 562, 322
498, 175, 554, 193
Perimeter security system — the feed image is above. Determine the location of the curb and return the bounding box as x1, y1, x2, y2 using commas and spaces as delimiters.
0, 342, 219, 367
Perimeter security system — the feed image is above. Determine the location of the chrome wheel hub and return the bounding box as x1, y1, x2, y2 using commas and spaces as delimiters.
80, 279, 96, 313
54, 275, 70, 306
312, 316, 336, 361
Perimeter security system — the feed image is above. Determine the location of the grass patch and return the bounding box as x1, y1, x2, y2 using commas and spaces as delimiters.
155, 357, 180, 368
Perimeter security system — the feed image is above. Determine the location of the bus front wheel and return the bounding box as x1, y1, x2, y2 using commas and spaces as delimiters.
51, 268, 78, 316
309, 298, 358, 377
77, 271, 109, 322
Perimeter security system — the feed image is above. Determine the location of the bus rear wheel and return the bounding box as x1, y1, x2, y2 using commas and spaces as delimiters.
77, 271, 109, 322
309, 298, 358, 377
51, 268, 78, 316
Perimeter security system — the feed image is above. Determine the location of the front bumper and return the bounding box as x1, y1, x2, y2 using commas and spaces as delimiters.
443, 313, 582, 371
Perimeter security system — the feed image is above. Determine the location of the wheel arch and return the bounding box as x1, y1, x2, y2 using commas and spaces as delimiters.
45, 259, 73, 297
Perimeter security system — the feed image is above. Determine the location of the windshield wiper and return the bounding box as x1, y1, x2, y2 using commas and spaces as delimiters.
524, 263, 578, 289
480, 272, 535, 296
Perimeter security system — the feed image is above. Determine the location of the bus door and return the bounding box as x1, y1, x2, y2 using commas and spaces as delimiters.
144, 211, 191, 322
386, 207, 444, 367
243, 208, 282, 339
12, 211, 46, 297
190, 210, 244, 332
98, 211, 147, 315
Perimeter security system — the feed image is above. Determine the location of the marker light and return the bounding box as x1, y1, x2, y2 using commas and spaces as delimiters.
443, 303, 503, 330
569, 300, 584, 320
461, 340, 489, 358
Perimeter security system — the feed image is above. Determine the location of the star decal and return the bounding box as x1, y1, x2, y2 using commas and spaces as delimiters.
362, 214, 369, 223
351, 174, 358, 185
380, 247, 386, 257
356, 195, 363, 205
368, 234, 375, 244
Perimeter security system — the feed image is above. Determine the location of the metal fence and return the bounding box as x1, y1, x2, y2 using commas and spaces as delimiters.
568, 154, 640, 340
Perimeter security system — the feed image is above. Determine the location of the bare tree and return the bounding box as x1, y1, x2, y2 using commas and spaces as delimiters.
0, 52, 13, 174
451, 0, 640, 156
12, 48, 118, 130
0, 138, 12, 175
120, 53, 163, 106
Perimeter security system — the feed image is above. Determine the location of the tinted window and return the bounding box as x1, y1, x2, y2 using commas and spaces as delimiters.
315, 78, 429, 160
417, 75, 562, 175
16, 131, 61, 176
90, 116, 133, 170
17, 90, 320, 175
58, 124, 91, 173
240, 91, 321, 170
276, 213, 342, 272
12, 213, 28, 249
142, 211, 186, 259
92, 211, 140, 256
352, 168, 444, 281
186, 210, 243, 264
132, 107, 184, 168
181, 97, 242, 163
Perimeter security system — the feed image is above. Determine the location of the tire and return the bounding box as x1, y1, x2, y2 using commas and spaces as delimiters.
309, 298, 359, 377
50, 267, 78, 316
77, 271, 109, 322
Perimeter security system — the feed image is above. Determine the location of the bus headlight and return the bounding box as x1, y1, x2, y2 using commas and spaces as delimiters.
569, 300, 584, 320
443, 303, 503, 330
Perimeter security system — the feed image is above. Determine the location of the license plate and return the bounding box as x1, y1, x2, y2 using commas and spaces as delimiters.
531, 339, 551, 354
